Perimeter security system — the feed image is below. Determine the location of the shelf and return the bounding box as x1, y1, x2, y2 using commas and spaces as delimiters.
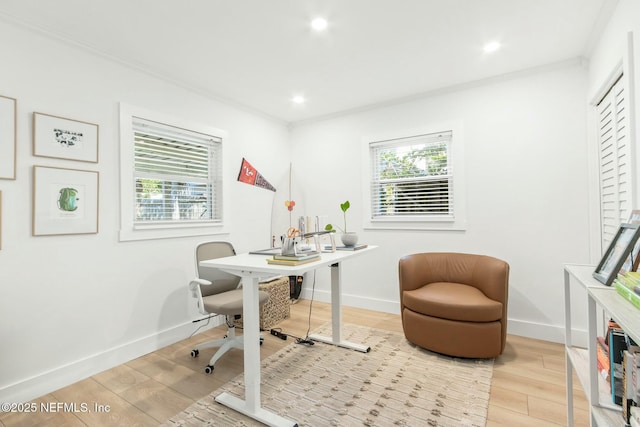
589, 287, 640, 344
564, 263, 628, 427
566, 346, 620, 412
592, 405, 625, 427
564, 264, 614, 290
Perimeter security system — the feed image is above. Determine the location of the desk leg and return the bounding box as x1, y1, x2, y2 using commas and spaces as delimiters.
308, 263, 370, 353
214, 276, 297, 427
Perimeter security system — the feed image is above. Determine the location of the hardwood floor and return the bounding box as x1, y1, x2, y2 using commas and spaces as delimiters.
0, 300, 589, 426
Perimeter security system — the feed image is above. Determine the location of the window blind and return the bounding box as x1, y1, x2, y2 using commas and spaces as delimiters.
598, 75, 631, 249
370, 131, 453, 218
133, 117, 222, 223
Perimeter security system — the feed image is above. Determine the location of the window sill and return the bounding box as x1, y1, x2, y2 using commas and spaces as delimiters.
119, 223, 228, 242
364, 219, 466, 232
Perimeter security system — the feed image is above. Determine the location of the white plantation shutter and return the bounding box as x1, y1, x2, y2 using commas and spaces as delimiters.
133, 117, 222, 223
370, 131, 453, 219
598, 75, 632, 249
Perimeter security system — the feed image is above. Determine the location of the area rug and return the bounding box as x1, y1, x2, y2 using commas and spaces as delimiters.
163, 323, 493, 427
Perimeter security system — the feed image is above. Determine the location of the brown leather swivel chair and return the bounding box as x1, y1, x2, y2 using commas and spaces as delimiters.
398, 252, 509, 358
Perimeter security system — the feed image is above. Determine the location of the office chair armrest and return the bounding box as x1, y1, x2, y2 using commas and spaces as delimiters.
189, 278, 212, 316
190, 278, 212, 287
189, 278, 211, 296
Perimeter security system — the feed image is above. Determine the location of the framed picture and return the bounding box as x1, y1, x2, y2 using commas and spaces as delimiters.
593, 223, 640, 286
0, 95, 17, 179
33, 112, 99, 163
628, 210, 640, 271
33, 166, 99, 236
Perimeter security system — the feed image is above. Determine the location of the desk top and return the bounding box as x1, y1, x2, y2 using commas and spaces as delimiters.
200, 246, 377, 277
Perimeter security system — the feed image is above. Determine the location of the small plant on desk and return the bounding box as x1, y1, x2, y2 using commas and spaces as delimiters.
325, 200, 358, 246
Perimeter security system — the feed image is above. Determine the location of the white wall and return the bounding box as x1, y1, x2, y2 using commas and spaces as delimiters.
1, 4, 620, 403
0, 21, 289, 402
290, 62, 592, 344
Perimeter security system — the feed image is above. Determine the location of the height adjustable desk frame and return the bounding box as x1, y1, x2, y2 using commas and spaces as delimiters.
200, 246, 376, 427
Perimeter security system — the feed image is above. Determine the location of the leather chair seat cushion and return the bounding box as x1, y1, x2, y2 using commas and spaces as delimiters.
403, 282, 502, 322
402, 309, 502, 358
203, 289, 269, 316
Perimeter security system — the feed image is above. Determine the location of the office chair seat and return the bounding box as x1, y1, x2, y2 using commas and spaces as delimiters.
189, 241, 269, 374
202, 288, 246, 314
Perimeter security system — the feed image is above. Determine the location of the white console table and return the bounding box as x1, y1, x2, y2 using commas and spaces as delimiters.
564, 263, 640, 426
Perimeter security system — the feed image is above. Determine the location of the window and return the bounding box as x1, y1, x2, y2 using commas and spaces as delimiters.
133, 117, 221, 223
597, 74, 632, 249
119, 104, 228, 241
363, 123, 465, 230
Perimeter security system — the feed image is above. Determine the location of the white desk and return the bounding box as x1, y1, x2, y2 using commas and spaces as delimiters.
200, 246, 376, 427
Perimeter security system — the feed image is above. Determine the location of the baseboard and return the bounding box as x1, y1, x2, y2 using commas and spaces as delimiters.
299, 288, 401, 315
300, 288, 586, 346
505, 318, 587, 347
0, 316, 222, 404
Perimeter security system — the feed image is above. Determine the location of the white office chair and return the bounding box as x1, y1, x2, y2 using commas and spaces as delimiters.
189, 241, 269, 374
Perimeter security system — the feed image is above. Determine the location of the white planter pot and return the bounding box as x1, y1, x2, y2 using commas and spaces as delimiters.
341, 232, 359, 246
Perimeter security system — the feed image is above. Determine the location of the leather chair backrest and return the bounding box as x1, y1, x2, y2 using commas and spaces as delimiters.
399, 252, 509, 306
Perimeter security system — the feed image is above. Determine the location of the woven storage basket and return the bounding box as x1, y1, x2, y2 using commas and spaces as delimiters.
235, 276, 290, 330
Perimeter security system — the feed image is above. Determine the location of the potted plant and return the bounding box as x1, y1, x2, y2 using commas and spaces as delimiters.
325, 200, 358, 246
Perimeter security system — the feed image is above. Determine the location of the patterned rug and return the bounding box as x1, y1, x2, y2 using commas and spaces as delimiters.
163, 323, 493, 427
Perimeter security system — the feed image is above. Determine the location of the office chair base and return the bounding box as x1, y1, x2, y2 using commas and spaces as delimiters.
190, 327, 264, 374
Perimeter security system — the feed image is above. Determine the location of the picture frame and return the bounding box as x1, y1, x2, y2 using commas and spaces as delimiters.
0, 95, 17, 179
33, 166, 99, 236
593, 223, 640, 286
33, 112, 99, 163
628, 210, 640, 271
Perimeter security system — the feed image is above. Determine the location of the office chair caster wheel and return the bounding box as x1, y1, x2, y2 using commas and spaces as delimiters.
260, 337, 264, 346
204, 365, 214, 374
190, 349, 199, 358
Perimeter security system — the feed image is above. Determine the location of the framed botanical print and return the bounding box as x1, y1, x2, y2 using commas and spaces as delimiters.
33, 112, 99, 163
33, 166, 99, 236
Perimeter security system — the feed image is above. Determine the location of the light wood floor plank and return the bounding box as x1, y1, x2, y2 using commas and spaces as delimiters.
488, 385, 529, 415
528, 394, 590, 427
0, 299, 590, 426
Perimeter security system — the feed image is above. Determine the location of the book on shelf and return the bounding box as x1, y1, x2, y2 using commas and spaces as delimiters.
623, 349, 636, 425
617, 271, 640, 296
615, 280, 640, 310
597, 336, 611, 384
611, 326, 628, 405
622, 346, 640, 425
266, 255, 320, 266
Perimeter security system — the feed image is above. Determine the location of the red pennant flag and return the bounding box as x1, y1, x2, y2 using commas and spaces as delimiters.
237, 158, 276, 192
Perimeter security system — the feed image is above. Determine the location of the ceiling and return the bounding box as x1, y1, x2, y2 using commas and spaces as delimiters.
0, 0, 616, 124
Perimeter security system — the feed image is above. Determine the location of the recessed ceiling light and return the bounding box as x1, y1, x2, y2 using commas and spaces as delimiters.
311, 17, 328, 32
483, 41, 501, 53
292, 95, 305, 104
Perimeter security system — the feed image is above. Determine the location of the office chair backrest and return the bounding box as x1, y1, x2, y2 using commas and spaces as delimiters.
195, 241, 241, 297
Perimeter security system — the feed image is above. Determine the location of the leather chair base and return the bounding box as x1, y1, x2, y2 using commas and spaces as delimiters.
402, 309, 502, 358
